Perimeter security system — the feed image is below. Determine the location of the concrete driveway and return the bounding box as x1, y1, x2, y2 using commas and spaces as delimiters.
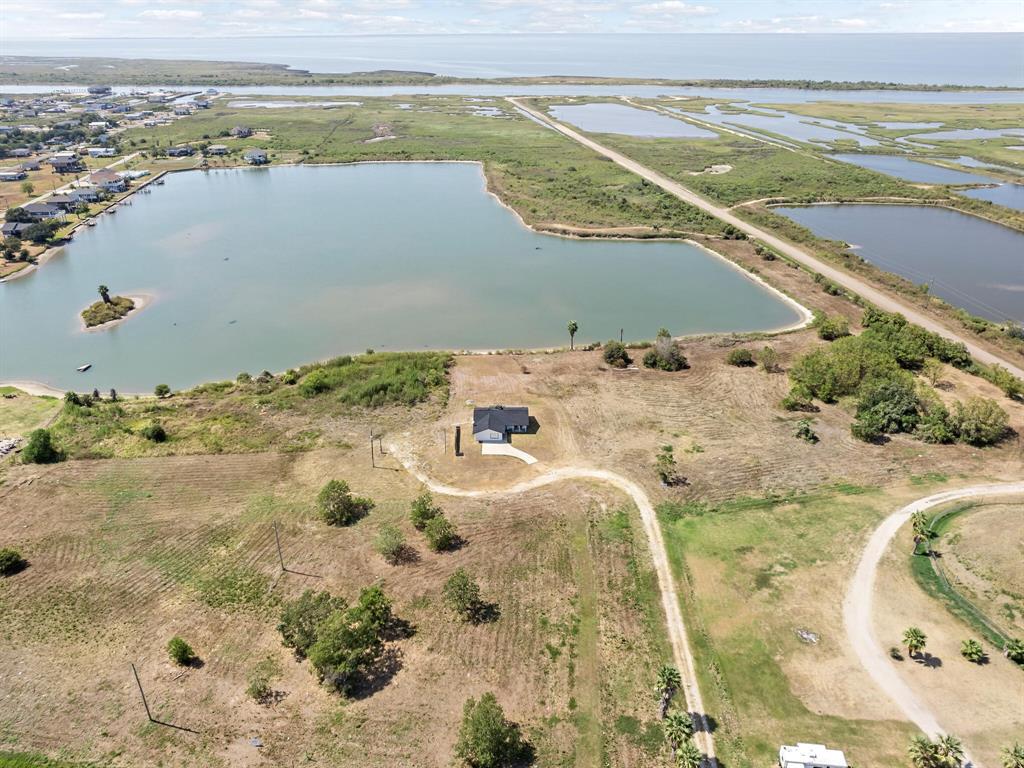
481, 442, 538, 464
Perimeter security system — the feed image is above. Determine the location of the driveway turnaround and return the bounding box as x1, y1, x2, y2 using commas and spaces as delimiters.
843, 481, 1024, 767
480, 442, 538, 464
388, 443, 719, 765
508, 98, 1024, 380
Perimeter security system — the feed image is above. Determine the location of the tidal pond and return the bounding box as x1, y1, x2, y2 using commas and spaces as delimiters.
775, 204, 1024, 322
0, 163, 804, 392
830, 154, 996, 185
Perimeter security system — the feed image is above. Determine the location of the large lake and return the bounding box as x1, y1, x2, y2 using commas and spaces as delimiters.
775, 204, 1024, 323
0, 163, 803, 392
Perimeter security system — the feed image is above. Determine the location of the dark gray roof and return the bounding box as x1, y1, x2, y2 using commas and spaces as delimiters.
23, 202, 60, 215
473, 406, 529, 434
2, 221, 33, 236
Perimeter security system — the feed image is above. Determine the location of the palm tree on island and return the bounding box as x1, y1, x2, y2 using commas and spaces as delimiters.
98, 285, 111, 304
567, 320, 579, 350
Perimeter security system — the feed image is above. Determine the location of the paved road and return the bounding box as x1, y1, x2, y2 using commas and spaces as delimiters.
508, 98, 1024, 380
387, 445, 718, 765
842, 481, 1024, 768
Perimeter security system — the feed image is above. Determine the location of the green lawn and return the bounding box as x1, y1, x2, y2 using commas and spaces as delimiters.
657, 486, 926, 768
0, 388, 61, 438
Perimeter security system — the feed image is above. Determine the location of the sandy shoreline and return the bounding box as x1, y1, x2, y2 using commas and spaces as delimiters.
79, 292, 153, 333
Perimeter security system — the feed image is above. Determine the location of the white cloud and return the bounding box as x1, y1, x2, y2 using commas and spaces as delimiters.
632, 1, 716, 15
139, 8, 203, 19
57, 11, 106, 18
297, 8, 330, 18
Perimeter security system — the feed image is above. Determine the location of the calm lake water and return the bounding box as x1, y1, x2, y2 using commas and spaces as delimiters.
549, 103, 717, 138
0, 163, 803, 392
680, 105, 880, 147
959, 183, 1024, 212
4, 34, 1022, 85
775, 204, 1024, 322
830, 154, 996, 185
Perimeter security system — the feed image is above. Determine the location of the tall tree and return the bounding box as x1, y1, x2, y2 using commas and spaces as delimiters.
567, 320, 579, 351
903, 627, 927, 659
910, 510, 930, 554
98, 284, 111, 304
655, 664, 682, 719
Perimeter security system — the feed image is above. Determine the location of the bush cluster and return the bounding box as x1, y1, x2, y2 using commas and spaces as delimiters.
602, 340, 631, 368
787, 310, 1008, 445
317, 480, 373, 526
278, 586, 392, 694
642, 329, 688, 372
21, 428, 62, 464
296, 352, 450, 406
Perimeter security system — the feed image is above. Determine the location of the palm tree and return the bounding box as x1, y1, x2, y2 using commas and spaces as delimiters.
1004, 637, 1024, 664
663, 710, 694, 757
911, 510, 929, 554
903, 627, 927, 659
960, 638, 985, 663
655, 665, 682, 719
676, 741, 703, 768
908, 734, 939, 768
1001, 742, 1024, 768
936, 734, 964, 767
567, 320, 579, 351
98, 284, 111, 304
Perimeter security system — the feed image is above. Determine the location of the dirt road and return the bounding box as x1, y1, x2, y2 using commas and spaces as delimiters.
842, 481, 1024, 767
388, 445, 718, 764
507, 98, 1024, 380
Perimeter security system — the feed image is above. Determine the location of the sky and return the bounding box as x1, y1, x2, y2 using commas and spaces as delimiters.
1, 0, 1022, 38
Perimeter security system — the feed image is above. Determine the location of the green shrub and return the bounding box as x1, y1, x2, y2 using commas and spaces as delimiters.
410, 492, 441, 530
140, 422, 167, 442
374, 523, 406, 565
295, 352, 450, 406
81, 296, 134, 328
812, 312, 850, 341
167, 636, 196, 666
726, 347, 755, 367
21, 429, 61, 464
154, 384, 171, 398
794, 418, 818, 443
603, 340, 631, 368
0, 548, 28, 576
424, 514, 458, 552
642, 329, 688, 371
317, 480, 373, 526
853, 374, 921, 437
951, 397, 1009, 446
780, 385, 817, 412
760, 345, 780, 372
454, 692, 531, 768
444, 568, 484, 622
278, 589, 348, 657
306, 586, 392, 694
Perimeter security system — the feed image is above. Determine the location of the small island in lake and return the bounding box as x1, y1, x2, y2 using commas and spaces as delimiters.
81, 285, 137, 329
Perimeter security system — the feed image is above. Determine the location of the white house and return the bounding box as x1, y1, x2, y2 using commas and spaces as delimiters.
779, 743, 848, 768
472, 406, 530, 444
87, 147, 116, 157
206, 144, 229, 155
0, 168, 28, 182
244, 148, 268, 165
89, 170, 127, 193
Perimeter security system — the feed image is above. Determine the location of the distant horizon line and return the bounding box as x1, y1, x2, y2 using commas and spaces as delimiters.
4, 31, 1024, 42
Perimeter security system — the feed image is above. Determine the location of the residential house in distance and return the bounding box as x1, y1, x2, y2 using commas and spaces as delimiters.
230, 125, 253, 138
0, 168, 28, 182
89, 170, 127, 193
87, 147, 116, 158
472, 406, 530, 444
51, 156, 84, 173
1, 221, 34, 238
206, 144, 229, 155
69, 184, 101, 201
8, 147, 31, 158
19, 160, 41, 171
173, 104, 193, 116
244, 148, 268, 165
166, 145, 195, 157
88, 121, 109, 130
87, 85, 113, 95
21, 202, 65, 220
779, 743, 849, 768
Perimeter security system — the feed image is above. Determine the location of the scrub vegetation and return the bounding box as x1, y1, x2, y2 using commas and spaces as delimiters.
80, 296, 135, 328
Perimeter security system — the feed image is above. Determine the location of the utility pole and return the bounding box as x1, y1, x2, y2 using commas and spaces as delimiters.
273, 522, 285, 571
131, 663, 154, 722
620, 328, 624, 343
369, 433, 376, 468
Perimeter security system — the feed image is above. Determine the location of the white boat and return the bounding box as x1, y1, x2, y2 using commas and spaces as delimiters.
76, 363, 91, 372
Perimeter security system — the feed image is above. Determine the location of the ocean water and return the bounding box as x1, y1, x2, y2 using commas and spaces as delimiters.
3, 33, 1023, 86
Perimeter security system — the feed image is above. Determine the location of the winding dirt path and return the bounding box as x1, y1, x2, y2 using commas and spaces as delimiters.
388, 446, 717, 763
508, 98, 1024, 380
842, 481, 1024, 767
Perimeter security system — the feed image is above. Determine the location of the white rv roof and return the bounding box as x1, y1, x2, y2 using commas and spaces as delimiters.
779, 743, 849, 768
